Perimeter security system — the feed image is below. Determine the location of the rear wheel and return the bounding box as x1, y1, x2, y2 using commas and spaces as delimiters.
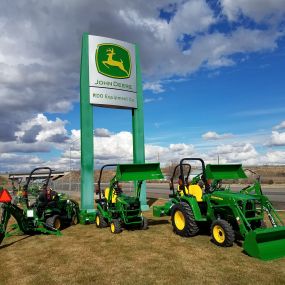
171, 202, 199, 237
95, 212, 108, 228
211, 219, 235, 247
46, 215, 61, 230
110, 219, 122, 234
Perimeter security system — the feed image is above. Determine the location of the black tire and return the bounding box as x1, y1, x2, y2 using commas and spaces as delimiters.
110, 219, 122, 234
171, 202, 199, 237
0, 233, 4, 245
46, 215, 61, 230
211, 219, 235, 247
95, 211, 108, 228
141, 216, 148, 230
69, 200, 79, 226
71, 211, 79, 225
0, 205, 6, 245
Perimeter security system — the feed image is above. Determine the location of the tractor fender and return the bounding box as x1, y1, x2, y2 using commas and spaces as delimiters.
180, 196, 206, 221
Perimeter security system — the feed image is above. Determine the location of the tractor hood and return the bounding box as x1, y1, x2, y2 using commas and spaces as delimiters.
115, 163, 164, 181
209, 190, 259, 202
205, 164, 247, 180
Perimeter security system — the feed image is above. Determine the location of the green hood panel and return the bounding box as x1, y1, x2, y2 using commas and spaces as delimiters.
210, 190, 259, 201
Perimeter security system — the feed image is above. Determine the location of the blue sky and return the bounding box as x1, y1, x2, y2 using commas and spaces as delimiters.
0, 1, 285, 171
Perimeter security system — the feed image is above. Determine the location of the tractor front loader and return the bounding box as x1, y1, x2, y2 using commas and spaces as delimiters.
153, 158, 285, 260
96, 163, 163, 234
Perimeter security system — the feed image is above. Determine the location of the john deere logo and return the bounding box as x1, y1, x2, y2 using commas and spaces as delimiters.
96, 44, 131, 79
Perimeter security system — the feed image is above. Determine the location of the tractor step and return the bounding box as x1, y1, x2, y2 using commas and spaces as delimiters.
153, 202, 172, 217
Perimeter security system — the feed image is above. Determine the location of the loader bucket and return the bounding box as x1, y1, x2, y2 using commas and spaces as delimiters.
116, 163, 164, 182
205, 164, 247, 180
243, 227, 285, 260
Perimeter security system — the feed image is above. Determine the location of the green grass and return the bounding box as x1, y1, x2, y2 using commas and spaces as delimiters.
0, 208, 285, 285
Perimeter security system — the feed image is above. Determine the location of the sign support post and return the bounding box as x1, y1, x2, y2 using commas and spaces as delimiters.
80, 33, 96, 222
132, 45, 148, 211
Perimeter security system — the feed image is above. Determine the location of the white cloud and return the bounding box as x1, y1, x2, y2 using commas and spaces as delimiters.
0, 153, 44, 172
60, 129, 196, 169
143, 81, 165, 93
264, 151, 285, 164
202, 131, 233, 140
93, 128, 113, 137
16, 114, 68, 143
268, 131, 285, 146
213, 143, 258, 164
170, 0, 216, 36
220, 0, 285, 23
145, 97, 163, 104
273, 121, 285, 130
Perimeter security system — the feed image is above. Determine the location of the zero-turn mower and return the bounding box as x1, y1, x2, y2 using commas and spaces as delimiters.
0, 167, 79, 245
95, 163, 163, 234
153, 158, 285, 260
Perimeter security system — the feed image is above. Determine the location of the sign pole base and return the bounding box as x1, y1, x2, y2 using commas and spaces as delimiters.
79, 209, 97, 224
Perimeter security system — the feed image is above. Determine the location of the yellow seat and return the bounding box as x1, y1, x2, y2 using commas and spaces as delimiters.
188, 185, 203, 202
104, 187, 117, 203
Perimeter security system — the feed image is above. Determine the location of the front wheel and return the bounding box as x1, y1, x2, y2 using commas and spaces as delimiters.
110, 219, 122, 234
171, 202, 199, 237
211, 219, 235, 247
95, 212, 108, 228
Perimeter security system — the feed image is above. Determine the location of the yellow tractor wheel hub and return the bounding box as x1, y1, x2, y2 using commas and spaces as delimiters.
54, 218, 61, 230
213, 225, 225, 243
174, 210, 185, 230
96, 216, 100, 226
110, 223, 115, 233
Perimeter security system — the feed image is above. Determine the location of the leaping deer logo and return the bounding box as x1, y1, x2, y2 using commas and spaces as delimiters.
102, 48, 129, 76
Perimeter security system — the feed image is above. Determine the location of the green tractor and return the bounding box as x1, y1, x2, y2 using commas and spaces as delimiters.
95, 163, 163, 234
0, 167, 79, 245
153, 158, 285, 260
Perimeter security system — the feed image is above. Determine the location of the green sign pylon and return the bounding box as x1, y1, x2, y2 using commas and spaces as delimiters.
79, 34, 148, 223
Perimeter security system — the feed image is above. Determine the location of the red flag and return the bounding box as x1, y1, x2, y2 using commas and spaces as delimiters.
0, 189, 12, 203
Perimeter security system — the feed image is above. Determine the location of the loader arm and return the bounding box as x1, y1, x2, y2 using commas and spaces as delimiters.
0, 204, 12, 245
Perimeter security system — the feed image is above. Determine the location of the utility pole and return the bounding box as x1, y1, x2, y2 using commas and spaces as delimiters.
69, 137, 80, 192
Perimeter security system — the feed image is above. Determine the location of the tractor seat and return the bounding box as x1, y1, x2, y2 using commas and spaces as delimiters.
104, 187, 117, 203
187, 185, 203, 202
